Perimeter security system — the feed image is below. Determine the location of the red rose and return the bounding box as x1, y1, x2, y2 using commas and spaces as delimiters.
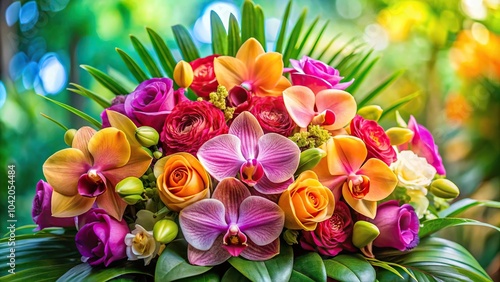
300, 201, 356, 256
189, 55, 220, 98
350, 115, 397, 165
250, 96, 296, 136
161, 100, 228, 155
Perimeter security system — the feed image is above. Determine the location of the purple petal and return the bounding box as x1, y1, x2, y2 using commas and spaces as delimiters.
289, 59, 304, 72
408, 116, 446, 175
179, 199, 228, 251
254, 174, 293, 194
237, 196, 284, 246
77, 173, 107, 198
212, 178, 251, 224
197, 135, 245, 181
188, 235, 231, 266
240, 238, 280, 261
257, 133, 300, 183
229, 112, 263, 159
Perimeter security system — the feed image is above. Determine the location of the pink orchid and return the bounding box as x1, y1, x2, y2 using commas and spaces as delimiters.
197, 111, 300, 194
179, 178, 284, 266
283, 85, 357, 130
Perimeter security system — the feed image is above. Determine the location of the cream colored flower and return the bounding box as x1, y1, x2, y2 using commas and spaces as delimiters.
391, 150, 436, 193
124, 224, 160, 265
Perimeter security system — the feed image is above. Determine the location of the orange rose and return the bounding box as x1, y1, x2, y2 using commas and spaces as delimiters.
278, 170, 335, 231
154, 153, 210, 211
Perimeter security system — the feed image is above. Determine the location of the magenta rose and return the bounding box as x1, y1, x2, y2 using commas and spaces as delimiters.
190, 54, 219, 98
161, 100, 229, 155
370, 200, 419, 251
250, 96, 296, 136
75, 209, 129, 266
288, 55, 353, 93
32, 180, 75, 231
399, 116, 446, 175
300, 201, 356, 256
350, 115, 397, 165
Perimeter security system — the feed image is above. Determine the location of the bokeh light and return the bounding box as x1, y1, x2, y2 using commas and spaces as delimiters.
0, 81, 6, 110
19, 1, 39, 32
5, 1, 21, 26
193, 2, 240, 44
38, 53, 67, 95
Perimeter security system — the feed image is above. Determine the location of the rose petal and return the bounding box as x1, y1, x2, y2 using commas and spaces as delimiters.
179, 199, 227, 251
358, 158, 398, 201
51, 191, 95, 217
235, 38, 265, 74
254, 174, 293, 195
72, 127, 96, 164
229, 112, 263, 160
253, 52, 283, 90
43, 148, 90, 196
197, 135, 246, 180
327, 136, 367, 176
342, 184, 377, 219
214, 57, 248, 91
95, 186, 128, 220
240, 238, 280, 261
187, 235, 231, 266
212, 178, 251, 224
283, 85, 315, 128
315, 89, 357, 130
257, 133, 300, 183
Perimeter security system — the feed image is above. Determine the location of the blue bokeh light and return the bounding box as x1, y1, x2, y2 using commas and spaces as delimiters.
193, 2, 239, 44
19, 1, 39, 32
5, 1, 21, 26
38, 53, 67, 95
9, 52, 29, 80
0, 81, 6, 110
22, 61, 39, 90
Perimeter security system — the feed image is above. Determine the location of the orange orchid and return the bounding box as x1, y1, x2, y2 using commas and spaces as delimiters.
214, 38, 291, 97
312, 136, 397, 219
43, 113, 152, 220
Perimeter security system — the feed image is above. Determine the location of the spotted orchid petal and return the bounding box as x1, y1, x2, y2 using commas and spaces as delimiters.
197, 135, 246, 181
342, 186, 378, 219
257, 133, 300, 183
358, 158, 398, 202
283, 85, 316, 128
315, 89, 357, 130
240, 238, 280, 261
51, 191, 95, 218
188, 235, 231, 266
326, 136, 367, 176
212, 178, 251, 224
43, 148, 90, 197
88, 128, 131, 171
229, 111, 263, 159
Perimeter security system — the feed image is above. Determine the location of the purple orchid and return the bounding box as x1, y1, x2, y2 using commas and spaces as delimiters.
179, 178, 285, 266
197, 111, 300, 194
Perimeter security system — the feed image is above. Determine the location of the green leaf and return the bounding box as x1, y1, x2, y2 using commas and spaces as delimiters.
357, 70, 405, 107
116, 48, 150, 83
254, 5, 266, 50
377, 237, 492, 282
172, 25, 200, 62
227, 14, 241, 56
241, 0, 255, 43
274, 0, 292, 53
344, 50, 374, 80
323, 255, 375, 282
290, 252, 326, 282
326, 37, 356, 66
68, 83, 111, 108
419, 217, 500, 238
39, 95, 102, 129
283, 9, 307, 65
317, 34, 342, 61
81, 65, 129, 95
228, 243, 293, 282
40, 113, 68, 131
147, 27, 177, 77
130, 35, 163, 77
221, 267, 251, 282
211, 11, 228, 55
57, 262, 153, 282
439, 198, 500, 218
291, 16, 319, 60
367, 259, 405, 280
379, 91, 420, 121
176, 270, 220, 282
155, 239, 212, 281
306, 20, 329, 57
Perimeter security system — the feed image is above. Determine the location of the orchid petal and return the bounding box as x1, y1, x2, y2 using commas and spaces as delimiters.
106, 110, 141, 148
212, 178, 251, 224
256, 76, 292, 97
229, 112, 263, 159
95, 185, 128, 220
235, 38, 265, 74
290, 73, 332, 94
88, 128, 131, 172
43, 148, 90, 196
358, 158, 398, 201
257, 133, 300, 182
283, 86, 315, 128
237, 196, 284, 246
316, 89, 357, 130
254, 174, 293, 195
214, 57, 248, 91
342, 184, 377, 219
102, 146, 152, 186
179, 199, 228, 251
312, 150, 346, 199
253, 52, 283, 90
51, 191, 95, 218
327, 136, 366, 175
241, 238, 280, 261
187, 235, 231, 266
197, 135, 245, 180
72, 127, 96, 164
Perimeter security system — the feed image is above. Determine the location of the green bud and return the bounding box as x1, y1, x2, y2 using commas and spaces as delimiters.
429, 179, 460, 199
115, 177, 144, 197
64, 129, 77, 146
395, 110, 408, 128
136, 126, 159, 147
357, 105, 383, 121
296, 148, 326, 175
153, 151, 163, 159
282, 229, 299, 245
352, 221, 380, 248
385, 127, 414, 146
122, 194, 143, 205
153, 219, 179, 244
142, 147, 153, 157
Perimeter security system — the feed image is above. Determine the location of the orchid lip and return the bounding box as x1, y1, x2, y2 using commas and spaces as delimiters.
347, 174, 370, 199
239, 159, 264, 186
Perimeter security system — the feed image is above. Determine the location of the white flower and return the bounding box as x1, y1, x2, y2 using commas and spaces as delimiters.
391, 150, 436, 193
124, 224, 160, 265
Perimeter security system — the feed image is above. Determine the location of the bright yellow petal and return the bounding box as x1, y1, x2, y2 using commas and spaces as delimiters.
103, 146, 152, 186
253, 52, 283, 90
43, 148, 89, 196
51, 191, 95, 217
327, 136, 367, 175
96, 186, 128, 220
236, 38, 265, 74
256, 76, 291, 97
106, 110, 140, 148
72, 126, 96, 164
316, 89, 357, 130
342, 184, 377, 219
358, 158, 398, 201
214, 57, 248, 90
88, 127, 131, 171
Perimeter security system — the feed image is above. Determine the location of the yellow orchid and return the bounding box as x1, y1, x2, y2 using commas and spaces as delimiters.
214, 38, 291, 97
313, 136, 397, 219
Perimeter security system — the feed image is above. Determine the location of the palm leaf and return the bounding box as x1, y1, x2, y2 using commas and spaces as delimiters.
39, 95, 102, 129
130, 35, 163, 77
146, 27, 176, 77
210, 11, 228, 55
254, 5, 266, 49
379, 91, 420, 120
274, 0, 292, 53
40, 113, 69, 131
241, 0, 256, 45
283, 9, 307, 65
291, 16, 320, 60
116, 48, 150, 83
227, 14, 241, 56
357, 70, 405, 107
67, 83, 111, 108
306, 20, 330, 57
80, 65, 129, 95
172, 25, 200, 62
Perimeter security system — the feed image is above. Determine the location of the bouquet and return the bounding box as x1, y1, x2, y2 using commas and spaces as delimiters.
3, 1, 498, 281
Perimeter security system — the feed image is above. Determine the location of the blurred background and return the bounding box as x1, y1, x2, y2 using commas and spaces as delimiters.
0, 0, 498, 277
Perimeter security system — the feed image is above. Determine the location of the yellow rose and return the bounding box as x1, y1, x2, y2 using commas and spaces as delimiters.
154, 152, 210, 211
278, 170, 335, 231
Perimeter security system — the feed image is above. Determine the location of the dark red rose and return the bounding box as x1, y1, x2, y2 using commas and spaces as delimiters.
250, 96, 296, 136
350, 115, 397, 165
161, 100, 228, 155
190, 55, 220, 98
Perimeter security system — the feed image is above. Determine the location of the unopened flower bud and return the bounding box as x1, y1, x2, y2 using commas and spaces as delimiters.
153, 151, 163, 159
357, 105, 383, 121
283, 229, 299, 245
352, 221, 380, 248
122, 194, 143, 205
296, 148, 326, 175
386, 127, 414, 146
429, 179, 460, 199
116, 177, 144, 197
136, 126, 159, 147
143, 147, 153, 157
153, 219, 179, 244
64, 129, 77, 146
173, 60, 194, 88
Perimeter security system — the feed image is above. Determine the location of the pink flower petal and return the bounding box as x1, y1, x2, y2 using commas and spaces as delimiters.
229, 112, 263, 159
188, 235, 231, 266
240, 238, 280, 261
315, 89, 357, 130
179, 199, 227, 251
254, 174, 293, 194
290, 73, 332, 94
197, 135, 246, 181
212, 178, 251, 224
257, 133, 300, 183
282, 86, 316, 128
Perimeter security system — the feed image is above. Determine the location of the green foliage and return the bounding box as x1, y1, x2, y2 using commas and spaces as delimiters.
211, 11, 228, 55
39, 94, 102, 129
67, 83, 111, 108
146, 27, 177, 78
227, 14, 241, 56
130, 35, 163, 78
81, 65, 130, 95
419, 218, 500, 238
439, 198, 500, 218
57, 261, 154, 282
116, 48, 150, 83
290, 252, 326, 282
324, 255, 376, 282
172, 25, 200, 62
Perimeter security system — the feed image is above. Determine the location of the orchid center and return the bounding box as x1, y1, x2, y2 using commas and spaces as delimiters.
240, 82, 253, 91
312, 109, 336, 126
87, 169, 102, 183
222, 224, 248, 257
347, 174, 370, 199
78, 169, 106, 198
239, 159, 264, 186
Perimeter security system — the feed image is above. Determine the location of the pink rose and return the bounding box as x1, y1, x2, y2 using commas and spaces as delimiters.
190, 55, 220, 98
161, 100, 229, 155
31, 180, 75, 231
250, 96, 296, 136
